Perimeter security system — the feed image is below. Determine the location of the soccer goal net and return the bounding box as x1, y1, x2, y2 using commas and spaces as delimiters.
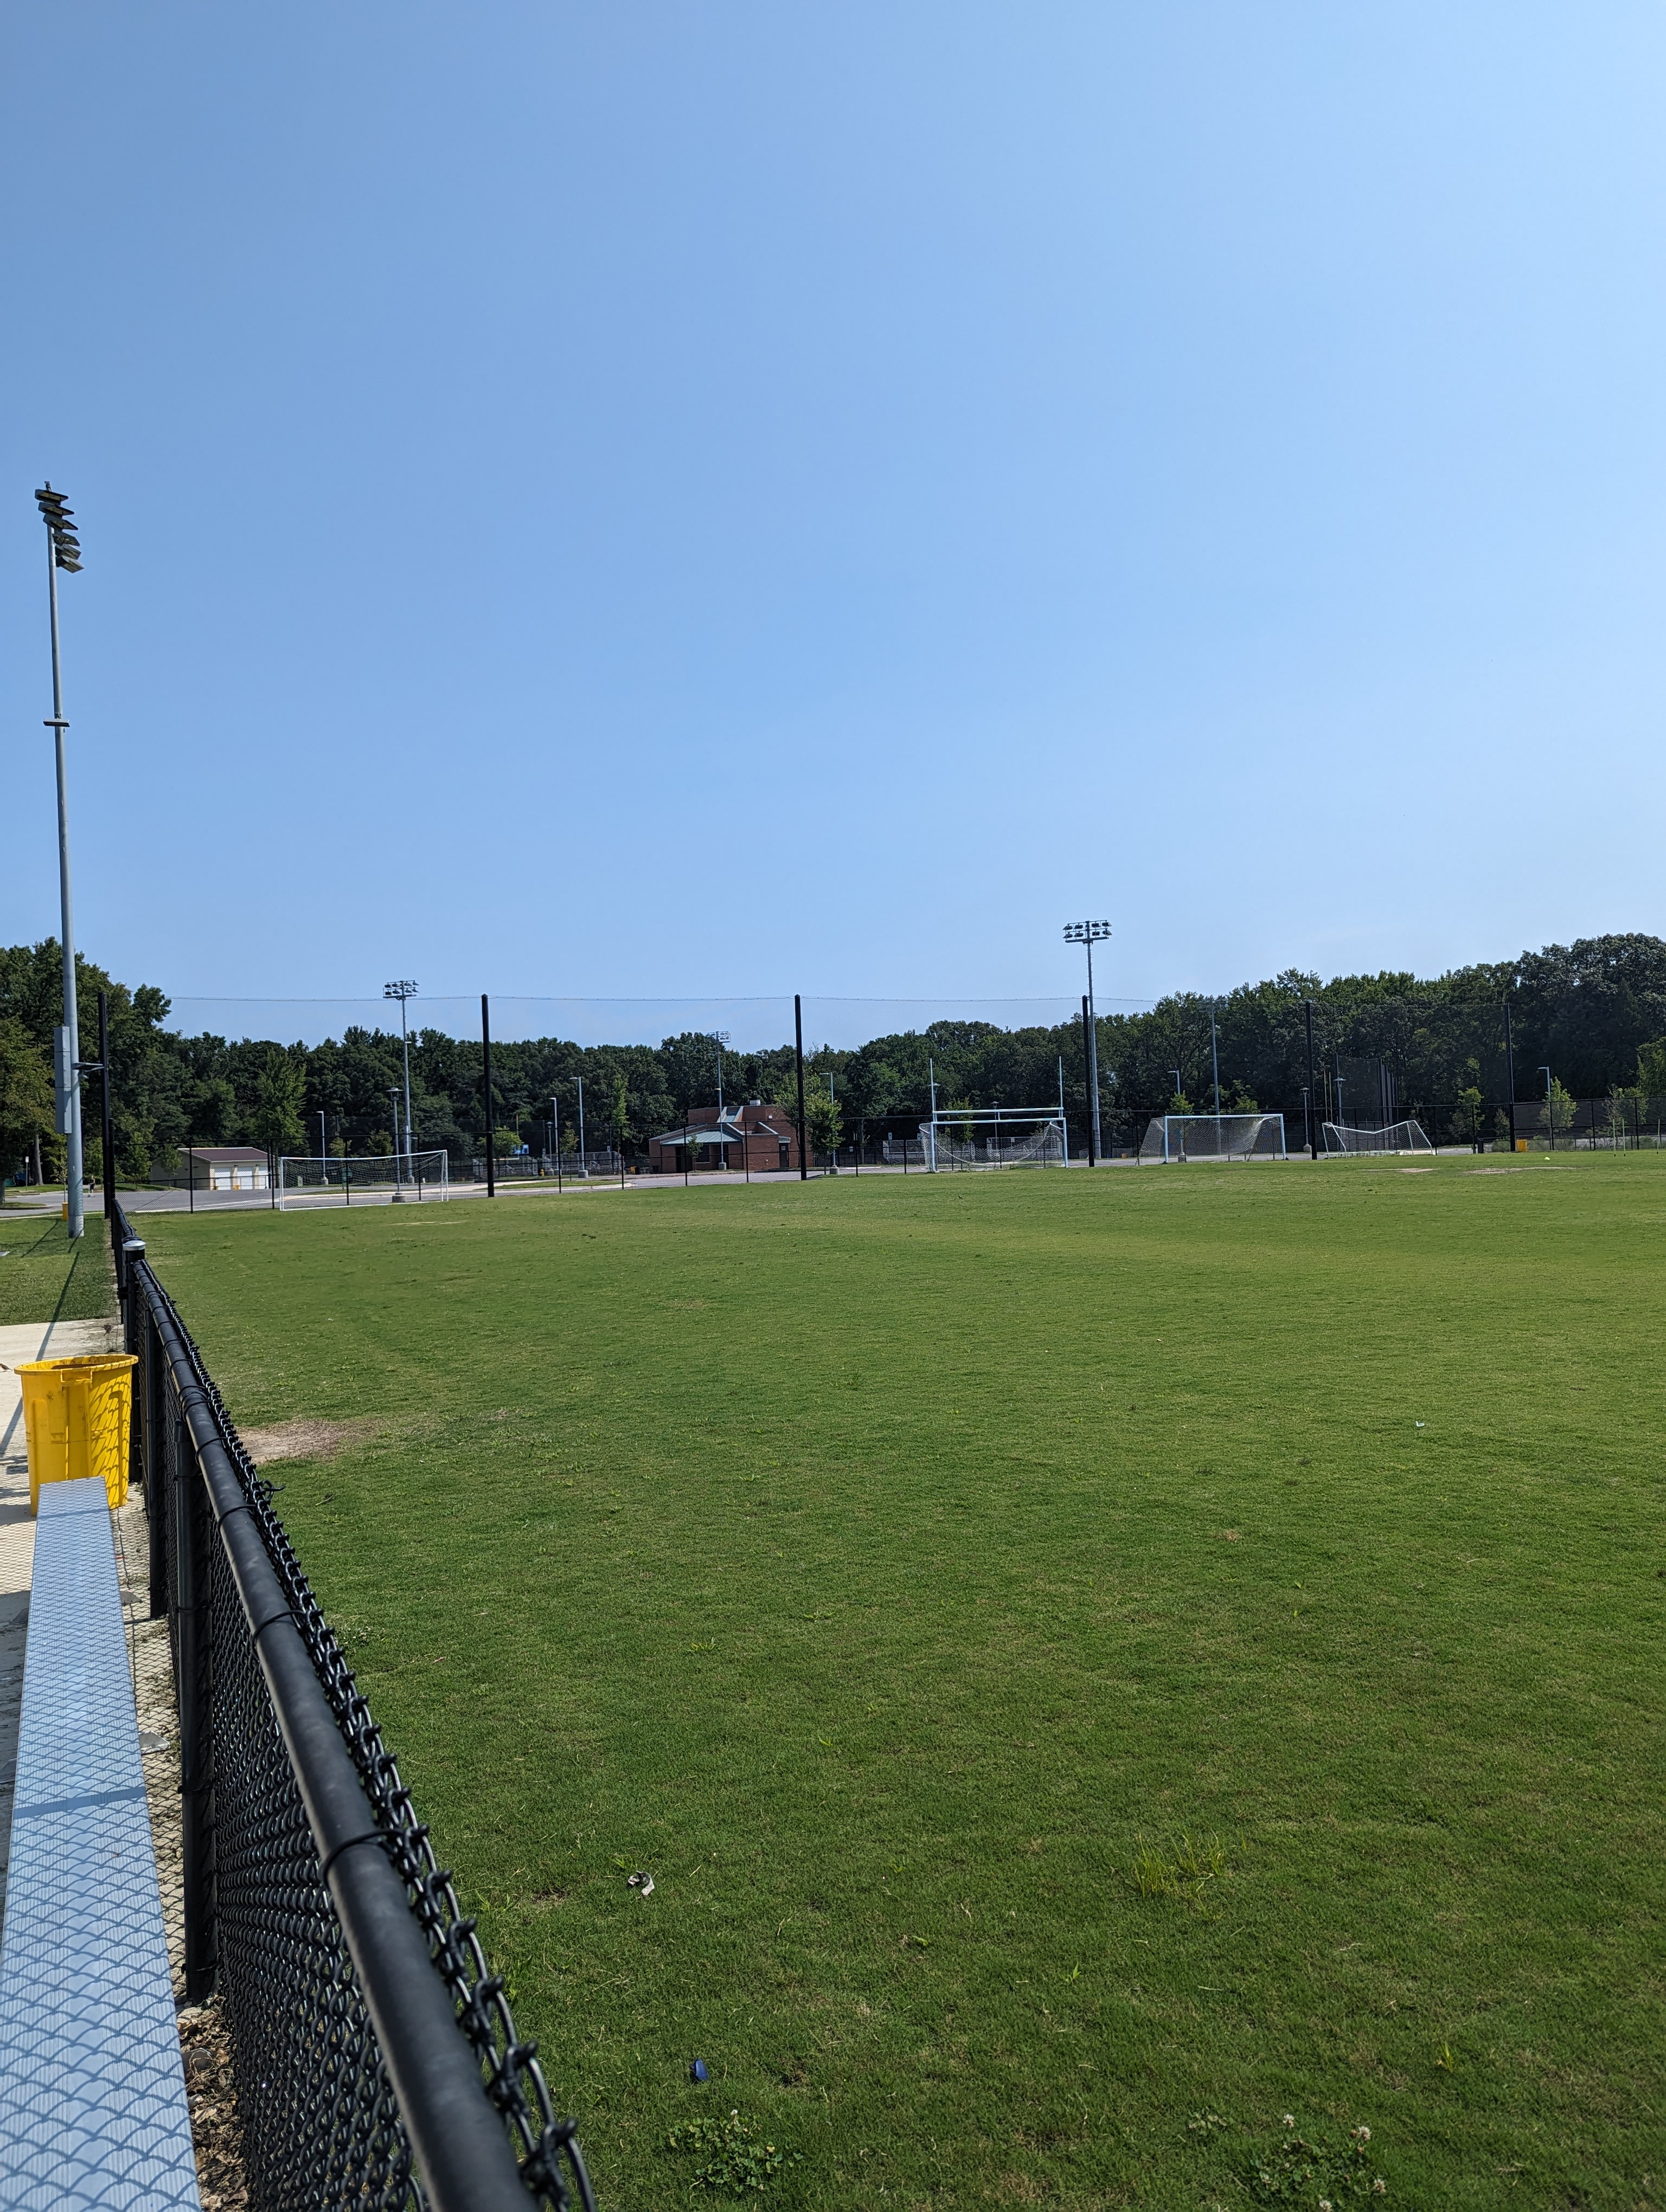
921, 1112, 1067, 1170
1139, 1113, 1287, 1162
1322, 1120, 1432, 1156
278, 1152, 451, 1207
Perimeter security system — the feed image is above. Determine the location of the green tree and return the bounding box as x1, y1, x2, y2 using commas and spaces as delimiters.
247, 1047, 306, 1156
0, 1017, 54, 1194
1539, 1077, 1578, 1143
1450, 1084, 1484, 1145
1638, 1037, 1666, 1097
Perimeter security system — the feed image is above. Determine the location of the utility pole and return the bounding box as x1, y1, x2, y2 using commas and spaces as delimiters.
1063, 921, 1110, 1164
37, 486, 85, 1238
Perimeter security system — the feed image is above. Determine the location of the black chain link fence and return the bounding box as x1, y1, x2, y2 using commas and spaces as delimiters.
114, 1201, 594, 2212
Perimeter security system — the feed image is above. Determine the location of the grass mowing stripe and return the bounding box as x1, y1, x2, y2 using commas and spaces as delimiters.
137, 1158, 1666, 2208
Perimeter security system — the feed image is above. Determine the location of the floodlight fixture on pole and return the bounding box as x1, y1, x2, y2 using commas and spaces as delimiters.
1063, 921, 1110, 1165
37, 485, 86, 1238
384, 981, 418, 1167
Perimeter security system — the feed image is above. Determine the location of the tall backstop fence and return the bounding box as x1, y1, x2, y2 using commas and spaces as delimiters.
112, 1202, 594, 2212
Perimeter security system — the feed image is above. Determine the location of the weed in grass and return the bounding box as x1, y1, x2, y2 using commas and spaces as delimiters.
1131, 1831, 1228, 1906
666, 2110, 799, 2196
1244, 2118, 1387, 2203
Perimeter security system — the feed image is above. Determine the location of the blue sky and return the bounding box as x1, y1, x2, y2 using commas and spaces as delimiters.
3, 5, 1663, 1022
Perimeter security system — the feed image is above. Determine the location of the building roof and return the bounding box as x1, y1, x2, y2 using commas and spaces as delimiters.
176, 1146, 269, 1162
649, 1108, 792, 1148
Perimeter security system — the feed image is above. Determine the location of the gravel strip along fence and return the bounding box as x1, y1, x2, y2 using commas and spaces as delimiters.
115, 1476, 250, 2208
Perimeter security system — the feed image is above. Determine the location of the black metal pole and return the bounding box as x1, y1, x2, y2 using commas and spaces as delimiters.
1503, 997, 1517, 1153
99, 990, 117, 1262
1304, 999, 1319, 1160
188, 1144, 195, 1213
482, 994, 496, 1198
1081, 997, 1096, 1167
794, 994, 809, 1179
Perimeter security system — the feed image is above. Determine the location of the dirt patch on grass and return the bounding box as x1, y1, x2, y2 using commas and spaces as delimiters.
236, 1415, 371, 1465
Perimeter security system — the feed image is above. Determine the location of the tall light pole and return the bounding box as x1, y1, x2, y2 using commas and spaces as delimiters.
384, 981, 417, 1167
712, 1030, 732, 1168
1063, 922, 1111, 1166
389, 1088, 405, 1196
1540, 1064, 1554, 1152
37, 486, 85, 1239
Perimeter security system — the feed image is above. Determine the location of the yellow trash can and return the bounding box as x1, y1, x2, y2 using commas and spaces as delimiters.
16, 1353, 137, 1513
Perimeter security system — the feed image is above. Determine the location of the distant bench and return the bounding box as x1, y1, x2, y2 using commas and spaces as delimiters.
0, 1478, 198, 2208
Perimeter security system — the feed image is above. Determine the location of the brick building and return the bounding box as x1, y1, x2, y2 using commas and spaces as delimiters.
646, 1102, 800, 1175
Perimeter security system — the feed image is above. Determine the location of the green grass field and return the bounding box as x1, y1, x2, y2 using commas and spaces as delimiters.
0, 1207, 115, 1327
136, 1159, 1666, 2210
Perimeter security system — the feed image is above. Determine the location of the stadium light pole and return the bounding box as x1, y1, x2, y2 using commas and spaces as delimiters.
1209, 1004, 1221, 1121
384, 981, 418, 1167
1540, 1065, 1554, 1151
1503, 990, 1518, 1151
389, 1088, 405, 1198
1304, 999, 1319, 1160
1063, 922, 1110, 1166
713, 1030, 732, 1168
37, 485, 85, 1239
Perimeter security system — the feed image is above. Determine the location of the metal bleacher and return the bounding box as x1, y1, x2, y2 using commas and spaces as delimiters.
0, 1478, 197, 2208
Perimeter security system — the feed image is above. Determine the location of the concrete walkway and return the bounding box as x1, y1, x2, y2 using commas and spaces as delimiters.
0, 1317, 125, 1906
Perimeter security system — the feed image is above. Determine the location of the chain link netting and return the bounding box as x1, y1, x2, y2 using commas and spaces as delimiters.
120, 1208, 593, 2212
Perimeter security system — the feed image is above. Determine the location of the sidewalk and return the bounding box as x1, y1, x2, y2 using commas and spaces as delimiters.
0, 1318, 126, 1909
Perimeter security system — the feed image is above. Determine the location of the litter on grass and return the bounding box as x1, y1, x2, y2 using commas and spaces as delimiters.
627, 1870, 655, 1898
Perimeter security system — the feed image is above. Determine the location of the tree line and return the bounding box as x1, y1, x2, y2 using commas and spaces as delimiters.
4, 931, 1666, 1181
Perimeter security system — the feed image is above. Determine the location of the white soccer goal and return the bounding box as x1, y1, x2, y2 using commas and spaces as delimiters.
1139, 1113, 1287, 1163
920, 1110, 1067, 1171
278, 1152, 451, 1208
1322, 1120, 1432, 1156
